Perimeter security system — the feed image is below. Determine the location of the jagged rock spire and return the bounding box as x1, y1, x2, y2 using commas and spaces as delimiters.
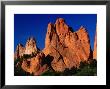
24, 37, 38, 55
93, 26, 97, 59
43, 18, 92, 72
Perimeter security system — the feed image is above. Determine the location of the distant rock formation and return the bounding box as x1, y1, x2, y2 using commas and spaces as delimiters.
93, 30, 97, 59
14, 43, 25, 59
14, 37, 39, 59
24, 37, 38, 55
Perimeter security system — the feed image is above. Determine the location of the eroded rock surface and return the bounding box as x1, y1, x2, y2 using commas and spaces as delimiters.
14, 44, 25, 59
93, 30, 97, 59
43, 18, 92, 72
15, 18, 94, 74
25, 37, 38, 55
21, 52, 48, 75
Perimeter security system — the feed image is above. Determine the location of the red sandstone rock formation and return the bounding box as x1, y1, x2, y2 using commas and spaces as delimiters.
14, 44, 25, 59
21, 52, 48, 75
24, 37, 38, 55
14, 37, 39, 59
15, 18, 94, 74
43, 18, 92, 72
93, 30, 97, 59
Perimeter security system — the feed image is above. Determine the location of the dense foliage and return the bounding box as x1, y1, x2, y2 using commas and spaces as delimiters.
14, 54, 34, 76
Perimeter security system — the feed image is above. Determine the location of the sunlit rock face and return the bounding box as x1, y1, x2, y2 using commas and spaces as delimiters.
93, 30, 97, 60
14, 43, 25, 59
76, 26, 92, 61
43, 18, 92, 72
14, 37, 39, 59
24, 37, 38, 55
21, 52, 48, 75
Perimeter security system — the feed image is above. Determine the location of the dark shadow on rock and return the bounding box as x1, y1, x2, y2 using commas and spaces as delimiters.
89, 49, 93, 59
69, 27, 74, 32
14, 64, 31, 76
42, 54, 54, 70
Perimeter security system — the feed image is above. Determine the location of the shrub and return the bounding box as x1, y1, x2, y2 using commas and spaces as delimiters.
41, 59, 97, 76
74, 59, 97, 76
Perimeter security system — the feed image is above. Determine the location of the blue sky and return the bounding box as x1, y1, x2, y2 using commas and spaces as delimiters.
14, 14, 97, 51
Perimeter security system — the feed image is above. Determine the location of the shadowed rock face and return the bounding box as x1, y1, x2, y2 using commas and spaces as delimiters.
43, 18, 92, 72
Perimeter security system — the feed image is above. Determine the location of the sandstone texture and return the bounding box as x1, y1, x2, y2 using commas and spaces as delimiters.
25, 37, 38, 55
93, 30, 97, 59
14, 44, 25, 59
21, 52, 48, 75
15, 18, 96, 75
43, 18, 92, 72
14, 37, 38, 59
